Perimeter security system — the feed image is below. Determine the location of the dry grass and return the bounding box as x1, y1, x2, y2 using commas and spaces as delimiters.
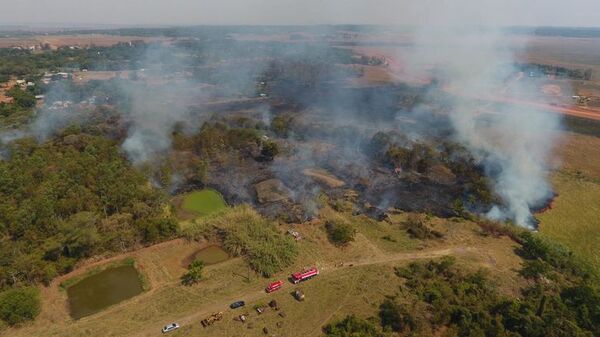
302, 168, 345, 188
555, 132, 600, 181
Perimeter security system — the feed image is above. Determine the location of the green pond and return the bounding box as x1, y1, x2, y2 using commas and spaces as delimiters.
66, 265, 144, 319
182, 189, 227, 216
183, 245, 230, 267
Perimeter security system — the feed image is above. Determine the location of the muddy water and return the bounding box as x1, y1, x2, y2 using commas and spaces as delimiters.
182, 245, 230, 267
66, 265, 144, 319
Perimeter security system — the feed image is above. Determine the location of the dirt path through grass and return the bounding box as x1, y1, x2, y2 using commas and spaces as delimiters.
133, 246, 468, 337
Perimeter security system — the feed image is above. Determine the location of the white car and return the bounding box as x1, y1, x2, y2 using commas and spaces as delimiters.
162, 323, 180, 333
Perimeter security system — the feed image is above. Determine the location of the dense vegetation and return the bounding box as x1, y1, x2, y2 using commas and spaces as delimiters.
324, 230, 599, 337
0, 131, 177, 289
0, 42, 148, 77
384, 233, 598, 336
0, 287, 40, 326
183, 205, 298, 277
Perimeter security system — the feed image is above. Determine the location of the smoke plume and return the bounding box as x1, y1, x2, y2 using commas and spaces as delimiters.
400, 3, 563, 226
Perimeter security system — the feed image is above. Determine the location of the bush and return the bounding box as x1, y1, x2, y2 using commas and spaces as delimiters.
258, 140, 279, 161
323, 315, 387, 337
181, 258, 204, 286
0, 287, 41, 325
325, 219, 356, 246
402, 214, 443, 240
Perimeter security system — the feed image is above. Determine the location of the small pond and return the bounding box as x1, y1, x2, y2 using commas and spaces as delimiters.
66, 265, 144, 319
182, 245, 230, 267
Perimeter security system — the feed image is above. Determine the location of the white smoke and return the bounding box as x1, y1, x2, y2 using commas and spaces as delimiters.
399, 3, 562, 227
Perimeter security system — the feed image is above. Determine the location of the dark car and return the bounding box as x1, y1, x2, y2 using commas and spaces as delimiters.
230, 301, 245, 309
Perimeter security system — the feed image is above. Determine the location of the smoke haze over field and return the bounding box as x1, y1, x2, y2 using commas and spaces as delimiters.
0, 1, 569, 227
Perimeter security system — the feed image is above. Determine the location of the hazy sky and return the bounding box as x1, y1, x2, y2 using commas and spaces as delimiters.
1, 0, 599, 27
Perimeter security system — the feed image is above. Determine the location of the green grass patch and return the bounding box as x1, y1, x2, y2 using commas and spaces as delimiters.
181, 189, 227, 216
537, 173, 600, 274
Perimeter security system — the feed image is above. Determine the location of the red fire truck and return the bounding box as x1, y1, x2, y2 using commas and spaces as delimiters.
291, 267, 319, 284
266, 280, 284, 293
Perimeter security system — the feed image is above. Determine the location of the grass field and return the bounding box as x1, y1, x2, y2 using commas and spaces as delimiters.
537, 132, 600, 273
538, 173, 600, 272
181, 189, 227, 216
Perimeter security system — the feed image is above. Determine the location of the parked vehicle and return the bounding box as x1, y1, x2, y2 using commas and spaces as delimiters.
201, 312, 223, 327
266, 280, 284, 293
230, 300, 245, 309
294, 289, 305, 301
291, 267, 319, 284
162, 323, 180, 333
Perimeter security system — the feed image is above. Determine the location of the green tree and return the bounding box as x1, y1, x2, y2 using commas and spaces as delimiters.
181, 258, 204, 286
7, 87, 36, 109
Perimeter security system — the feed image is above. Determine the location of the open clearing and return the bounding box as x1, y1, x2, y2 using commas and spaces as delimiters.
180, 189, 228, 217
4, 211, 522, 337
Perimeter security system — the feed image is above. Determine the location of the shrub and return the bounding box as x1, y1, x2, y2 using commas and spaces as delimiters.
0, 287, 41, 325
258, 140, 279, 161
323, 315, 387, 337
402, 214, 443, 240
386, 255, 600, 337
181, 258, 204, 286
325, 219, 356, 246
